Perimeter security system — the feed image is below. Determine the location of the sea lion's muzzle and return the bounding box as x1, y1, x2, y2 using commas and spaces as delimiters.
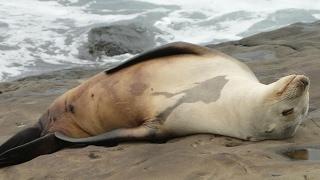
278, 75, 309, 100
291, 75, 309, 98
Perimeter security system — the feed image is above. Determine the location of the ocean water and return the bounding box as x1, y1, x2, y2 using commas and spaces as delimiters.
0, 0, 320, 81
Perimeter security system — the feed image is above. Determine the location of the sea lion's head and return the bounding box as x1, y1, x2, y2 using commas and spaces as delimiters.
253, 74, 310, 140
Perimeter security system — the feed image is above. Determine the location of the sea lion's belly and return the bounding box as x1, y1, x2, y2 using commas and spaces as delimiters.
141, 56, 259, 137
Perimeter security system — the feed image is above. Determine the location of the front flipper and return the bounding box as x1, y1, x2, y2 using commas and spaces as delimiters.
0, 134, 69, 168
55, 125, 169, 145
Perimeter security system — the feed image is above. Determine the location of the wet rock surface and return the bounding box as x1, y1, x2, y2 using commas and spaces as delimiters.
79, 23, 157, 59
1, 21, 320, 179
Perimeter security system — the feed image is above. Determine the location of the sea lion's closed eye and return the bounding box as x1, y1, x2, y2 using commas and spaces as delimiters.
282, 108, 294, 116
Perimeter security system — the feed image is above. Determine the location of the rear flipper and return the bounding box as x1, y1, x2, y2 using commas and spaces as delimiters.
0, 133, 69, 168
0, 126, 42, 154
55, 125, 169, 146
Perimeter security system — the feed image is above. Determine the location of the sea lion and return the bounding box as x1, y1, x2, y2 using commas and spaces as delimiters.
0, 42, 310, 167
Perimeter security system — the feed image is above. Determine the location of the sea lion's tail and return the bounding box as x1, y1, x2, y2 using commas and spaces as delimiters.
0, 123, 68, 168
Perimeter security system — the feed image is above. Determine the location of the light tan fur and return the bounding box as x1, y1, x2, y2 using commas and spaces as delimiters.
41, 43, 309, 141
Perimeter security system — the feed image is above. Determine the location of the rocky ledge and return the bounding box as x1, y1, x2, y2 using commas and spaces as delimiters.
78, 23, 157, 60
1, 21, 320, 179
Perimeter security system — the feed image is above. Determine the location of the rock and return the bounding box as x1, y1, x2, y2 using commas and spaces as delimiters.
79, 23, 157, 60
2, 21, 320, 179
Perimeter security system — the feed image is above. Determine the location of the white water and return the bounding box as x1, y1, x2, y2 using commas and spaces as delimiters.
0, 0, 320, 81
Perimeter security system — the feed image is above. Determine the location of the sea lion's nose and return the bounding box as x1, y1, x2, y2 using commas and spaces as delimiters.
300, 78, 309, 87
297, 76, 310, 88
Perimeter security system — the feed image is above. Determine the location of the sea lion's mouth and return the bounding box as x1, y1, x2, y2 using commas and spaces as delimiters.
262, 125, 297, 140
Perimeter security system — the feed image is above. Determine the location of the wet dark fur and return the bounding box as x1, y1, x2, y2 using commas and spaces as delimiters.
105, 41, 212, 74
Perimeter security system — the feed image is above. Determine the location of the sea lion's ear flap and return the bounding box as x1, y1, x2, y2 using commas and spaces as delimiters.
0, 134, 67, 168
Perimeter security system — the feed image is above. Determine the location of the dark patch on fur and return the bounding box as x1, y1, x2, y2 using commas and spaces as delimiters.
130, 82, 147, 96
91, 93, 94, 98
64, 101, 75, 114
155, 76, 228, 121
157, 98, 184, 123
64, 100, 68, 112
105, 42, 213, 74
68, 104, 75, 114
64, 99, 75, 114
152, 92, 175, 98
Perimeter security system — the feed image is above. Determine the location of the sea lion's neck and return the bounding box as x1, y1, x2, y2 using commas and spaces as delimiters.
212, 78, 268, 138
